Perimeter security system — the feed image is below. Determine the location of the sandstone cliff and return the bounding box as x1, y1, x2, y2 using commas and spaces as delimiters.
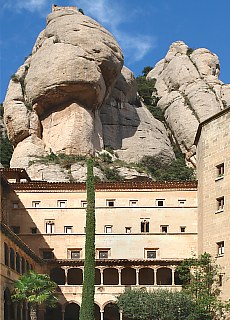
147, 41, 230, 165
3, 6, 175, 181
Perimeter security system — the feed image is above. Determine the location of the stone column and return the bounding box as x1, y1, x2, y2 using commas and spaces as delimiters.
38, 307, 45, 320
64, 267, 68, 285
171, 268, 175, 286
136, 269, 139, 285
13, 303, 17, 320
118, 269, 122, 285
100, 310, 104, 320
153, 268, 157, 286
100, 268, 104, 285
119, 310, 123, 320
61, 309, 65, 320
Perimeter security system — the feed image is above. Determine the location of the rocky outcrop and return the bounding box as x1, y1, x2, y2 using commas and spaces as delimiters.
147, 41, 230, 164
3, 6, 175, 180
100, 66, 174, 163
4, 6, 124, 168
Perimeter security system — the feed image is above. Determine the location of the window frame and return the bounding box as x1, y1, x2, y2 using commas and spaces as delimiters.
145, 248, 158, 259
106, 199, 115, 207
104, 225, 113, 233
64, 226, 73, 234
156, 199, 165, 207
216, 163, 224, 178
180, 226, 186, 233
32, 201, 41, 208
178, 199, 186, 207
129, 200, 138, 207
45, 220, 55, 234
70, 250, 81, 259
141, 219, 150, 233
98, 250, 109, 259
217, 241, 224, 256
125, 227, 132, 233
81, 201, 87, 208
161, 225, 168, 233
216, 197, 224, 212
57, 200, 67, 208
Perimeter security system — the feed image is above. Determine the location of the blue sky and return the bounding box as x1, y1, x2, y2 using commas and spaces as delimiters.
1, 0, 230, 102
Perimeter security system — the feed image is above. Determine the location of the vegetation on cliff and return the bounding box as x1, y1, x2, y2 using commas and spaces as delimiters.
0, 104, 13, 167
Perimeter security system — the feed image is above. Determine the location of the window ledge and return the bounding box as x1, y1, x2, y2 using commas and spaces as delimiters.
216, 254, 224, 258
215, 209, 224, 214
215, 175, 224, 181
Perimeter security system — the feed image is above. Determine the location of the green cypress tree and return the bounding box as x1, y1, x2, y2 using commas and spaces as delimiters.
79, 158, 96, 320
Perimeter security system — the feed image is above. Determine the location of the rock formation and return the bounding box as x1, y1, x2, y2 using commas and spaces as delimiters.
147, 41, 230, 165
3, 6, 175, 181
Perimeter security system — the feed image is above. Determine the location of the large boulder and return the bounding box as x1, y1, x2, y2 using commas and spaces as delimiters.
147, 41, 229, 164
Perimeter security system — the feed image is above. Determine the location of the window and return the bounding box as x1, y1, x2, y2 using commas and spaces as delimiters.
141, 219, 149, 233
104, 225, 112, 233
146, 250, 157, 259
11, 226, 20, 234
42, 250, 54, 260
178, 199, 186, 207
218, 274, 223, 287
45, 220, 55, 233
32, 201, 40, 208
31, 227, 37, 234
216, 197, 224, 211
99, 251, 109, 259
125, 227, 132, 233
81, 201, 87, 208
217, 241, 224, 256
156, 199, 165, 207
57, 200, 67, 208
71, 251, 81, 259
161, 225, 168, 233
216, 163, 224, 177
129, 200, 138, 207
106, 199, 115, 207
180, 226, 186, 233
12, 202, 19, 209
64, 226, 73, 234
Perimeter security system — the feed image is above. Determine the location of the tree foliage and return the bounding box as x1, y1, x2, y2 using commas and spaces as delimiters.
141, 155, 195, 181
117, 288, 198, 320
177, 253, 230, 319
79, 158, 96, 320
11, 271, 57, 320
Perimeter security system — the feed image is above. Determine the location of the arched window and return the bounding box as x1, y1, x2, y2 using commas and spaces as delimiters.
157, 267, 172, 285
21, 257, 26, 274
4, 243, 9, 266
121, 268, 136, 285
10, 248, 15, 270
16, 253, 21, 273
50, 268, 65, 285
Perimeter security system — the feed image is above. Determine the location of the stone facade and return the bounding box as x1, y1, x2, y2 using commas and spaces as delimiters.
195, 106, 230, 300
1, 170, 197, 320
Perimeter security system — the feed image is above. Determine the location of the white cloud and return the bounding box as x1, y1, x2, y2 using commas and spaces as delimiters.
4, 0, 48, 13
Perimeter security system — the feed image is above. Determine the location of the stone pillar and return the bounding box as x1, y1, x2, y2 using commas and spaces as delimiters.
25, 303, 28, 320
118, 269, 122, 285
153, 268, 157, 286
61, 309, 65, 320
172, 268, 175, 286
38, 307, 45, 320
100, 268, 104, 285
136, 269, 139, 286
13, 303, 17, 320
119, 310, 123, 320
20, 303, 23, 320
64, 267, 68, 285
100, 310, 104, 320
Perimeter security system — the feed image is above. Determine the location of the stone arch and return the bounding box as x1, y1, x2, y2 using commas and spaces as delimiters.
10, 247, 15, 270
4, 242, 9, 266
64, 302, 80, 320
4, 288, 14, 320
157, 267, 172, 285
103, 268, 119, 285
95, 268, 101, 285
45, 302, 62, 320
67, 268, 83, 285
121, 267, 136, 285
50, 267, 65, 285
139, 267, 154, 285
104, 302, 119, 320
94, 303, 101, 320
